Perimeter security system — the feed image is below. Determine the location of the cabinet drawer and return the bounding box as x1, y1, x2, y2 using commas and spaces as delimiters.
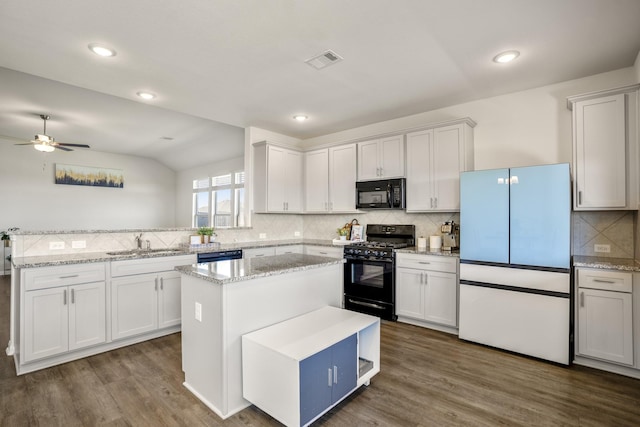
577, 268, 632, 293
111, 255, 196, 277
24, 263, 106, 291
396, 253, 457, 273
304, 245, 343, 258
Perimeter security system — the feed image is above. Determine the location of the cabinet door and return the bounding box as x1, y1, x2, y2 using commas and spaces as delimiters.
299, 346, 332, 426
266, 145, 287, 212
284, 149, 303, 212
24, 287, 68, 362
379, 135, 405, 178
357, 139, 381, 180
574, 94, 627, 209
406, 130, 434, 211
305, 149, 329, 212
423, 271, 458, 327
111, 274, 158, 340
158, 272, 182, 329
329, 144, 357, 211
330, 334, 357, 403
577, 288, 633, 365
432, 125, 464, 211
69, 281, 106, 351
395, 267, 424, 319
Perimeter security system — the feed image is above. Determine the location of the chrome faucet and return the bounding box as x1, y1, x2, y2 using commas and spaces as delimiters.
134, 233, 143, 249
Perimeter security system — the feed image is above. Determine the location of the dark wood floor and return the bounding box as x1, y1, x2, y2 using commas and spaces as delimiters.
1, 274, 640, 426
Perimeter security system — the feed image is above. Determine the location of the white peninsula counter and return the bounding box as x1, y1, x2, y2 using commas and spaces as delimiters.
175, 254, 345, 419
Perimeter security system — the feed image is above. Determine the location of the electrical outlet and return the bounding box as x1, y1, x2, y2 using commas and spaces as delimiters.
259, 233, 267, 239
72, 240, 86, 249
49, 241, 65, 250
195, 302, 202, 322
294, 231, 301, 237
594, 244, 611, 253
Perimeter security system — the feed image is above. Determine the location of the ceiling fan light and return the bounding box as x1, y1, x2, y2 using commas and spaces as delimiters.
293, 114, 308, 122
34, 144, 55, 153
88, 43, 116, 57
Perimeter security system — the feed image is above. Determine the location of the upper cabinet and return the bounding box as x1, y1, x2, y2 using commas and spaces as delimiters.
253, 142, 303, 213
405, 121, 475, 212
357, 135, 405, 180
304, 144, 358, 213
568, 85, 639, 210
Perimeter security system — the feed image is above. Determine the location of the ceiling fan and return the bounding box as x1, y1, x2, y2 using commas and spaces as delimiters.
15, 114, 91, 152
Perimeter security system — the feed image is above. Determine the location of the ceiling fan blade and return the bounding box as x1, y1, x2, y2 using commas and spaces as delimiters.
14, 142, 36, 145
55, 142, 91, 148
55, 145, 74, 152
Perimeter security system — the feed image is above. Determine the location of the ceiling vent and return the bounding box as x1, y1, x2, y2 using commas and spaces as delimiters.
305, 50, 343, 70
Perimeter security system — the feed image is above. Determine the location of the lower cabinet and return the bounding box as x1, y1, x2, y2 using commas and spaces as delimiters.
243, 307, 380, 427
396, 253, 458, 330
299, 335, 357, 426
576, 268, 634, 366
303, 245, 343, 259
111, 271, 182, 340
24, 281, 106, 363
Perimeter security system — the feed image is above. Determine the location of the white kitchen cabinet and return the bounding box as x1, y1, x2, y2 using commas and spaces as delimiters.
242, 307, 379, 427
253, 142, 303, 213
576, 268, 633, 366
22, 264, 107, 363
357, 135, 405, 180
396, 253, 458, 331
568, 85, 639, 210
304, 245, 343, 259
275, 245, 303, 255
111, 255, 195, 340
243, 247, 276, 259
406, 121, 474, 212
304, 144, 357, 213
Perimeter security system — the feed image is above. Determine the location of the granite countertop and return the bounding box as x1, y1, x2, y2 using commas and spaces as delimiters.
573, 256, 640, 272
176, 253, 345, 285
12, 239, 337, 268
395, 246, 460, 258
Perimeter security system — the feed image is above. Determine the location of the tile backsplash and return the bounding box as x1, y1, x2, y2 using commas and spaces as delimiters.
572, 211, 636, 258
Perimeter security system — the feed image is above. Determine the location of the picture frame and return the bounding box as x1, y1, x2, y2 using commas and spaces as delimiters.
350, 224, 364, 241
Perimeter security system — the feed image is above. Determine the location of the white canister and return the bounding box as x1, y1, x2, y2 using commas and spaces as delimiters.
429, 235, 442, 250
417, 237, 427, 250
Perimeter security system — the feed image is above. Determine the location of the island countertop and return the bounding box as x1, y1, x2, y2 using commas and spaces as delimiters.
175, 253, 345, 284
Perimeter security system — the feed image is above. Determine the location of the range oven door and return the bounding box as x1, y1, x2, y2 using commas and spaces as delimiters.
344, 257, 395, 319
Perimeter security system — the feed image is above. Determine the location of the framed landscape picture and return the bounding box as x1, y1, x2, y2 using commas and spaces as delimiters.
55, 164, 124, 188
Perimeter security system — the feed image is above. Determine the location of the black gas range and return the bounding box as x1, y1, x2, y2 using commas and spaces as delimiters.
343, 224, 415, 320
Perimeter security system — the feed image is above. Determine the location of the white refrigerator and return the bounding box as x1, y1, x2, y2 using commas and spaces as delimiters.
459, 163, 572, 364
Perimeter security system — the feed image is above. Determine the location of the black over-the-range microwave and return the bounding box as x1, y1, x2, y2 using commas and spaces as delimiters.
355, 178, 406, 209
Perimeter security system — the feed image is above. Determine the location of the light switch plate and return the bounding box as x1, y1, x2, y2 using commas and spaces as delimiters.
49, 241, 65, 250
259, 233, 267, 239
72, 240, 86, 249
594, 244, 611, 253
294, 231, 301, 237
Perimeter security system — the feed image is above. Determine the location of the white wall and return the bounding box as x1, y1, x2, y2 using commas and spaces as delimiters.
302, 67, 639, 170
0, 141, 176, 231
174, 156, 244, 227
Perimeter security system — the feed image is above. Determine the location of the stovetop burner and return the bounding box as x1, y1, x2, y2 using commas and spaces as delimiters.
347, 241, 409, 249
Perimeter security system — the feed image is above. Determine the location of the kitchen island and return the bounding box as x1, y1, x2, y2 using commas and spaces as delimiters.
175, 254, 345, 419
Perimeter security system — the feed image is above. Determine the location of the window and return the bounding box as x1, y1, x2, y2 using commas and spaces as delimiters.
192, 171, 245, 228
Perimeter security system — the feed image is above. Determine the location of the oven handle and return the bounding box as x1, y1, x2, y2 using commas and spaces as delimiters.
348, 298, 386, 310
344, 257, 393, 264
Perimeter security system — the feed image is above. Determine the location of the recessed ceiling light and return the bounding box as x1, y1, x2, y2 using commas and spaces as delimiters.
293, 115, 308, 122
88, 43, 116, 57
493, 50, 520, 63
136, 91, 156, 100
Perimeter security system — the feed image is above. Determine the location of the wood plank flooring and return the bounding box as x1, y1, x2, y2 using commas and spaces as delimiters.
1, 273, 640, 426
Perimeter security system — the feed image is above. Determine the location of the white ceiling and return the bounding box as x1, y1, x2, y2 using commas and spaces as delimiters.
1, 0, 639, 171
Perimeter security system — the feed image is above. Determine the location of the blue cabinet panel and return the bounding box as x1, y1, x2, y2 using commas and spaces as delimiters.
510, 164, 570, 268
460, 168, 510, 263
331, 334, 357, 402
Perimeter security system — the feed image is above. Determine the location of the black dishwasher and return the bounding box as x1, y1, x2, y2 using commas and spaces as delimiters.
196, 249, 243, 263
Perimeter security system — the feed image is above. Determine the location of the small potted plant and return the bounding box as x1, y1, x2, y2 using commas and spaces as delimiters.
1, 228, 16, 247
198, 226, 215, 243
337, 226, 350, 241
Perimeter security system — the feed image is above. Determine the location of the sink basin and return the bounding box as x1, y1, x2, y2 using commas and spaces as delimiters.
106, 248, 184, 256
